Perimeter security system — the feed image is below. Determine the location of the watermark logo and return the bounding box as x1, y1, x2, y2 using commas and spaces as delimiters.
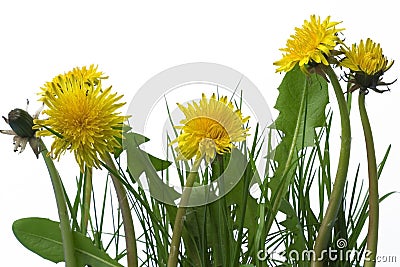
336, 238, 347, 249
257, 238, 397, 263
125, 62, 273, 207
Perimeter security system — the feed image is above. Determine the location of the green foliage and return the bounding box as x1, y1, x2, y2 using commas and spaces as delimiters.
8, 69, 395, 267
12, 217, 122, 267
177, 149, 260, 266
125, 132, 178, 203
268, 110, 395, 266
260, 66, 328, 266
271, 65, 329, 192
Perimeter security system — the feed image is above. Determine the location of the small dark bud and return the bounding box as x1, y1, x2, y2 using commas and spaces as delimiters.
7, 108, 36, 138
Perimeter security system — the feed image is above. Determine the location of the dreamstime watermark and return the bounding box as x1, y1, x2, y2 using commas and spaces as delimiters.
257, 238, 397, 263
124, 62, 274, 207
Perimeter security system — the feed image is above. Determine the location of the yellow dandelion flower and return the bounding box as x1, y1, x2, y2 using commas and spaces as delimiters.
340, 38, 395, 93
341, 38, 393, 75
274, 15, 344, 73
65, 64, 106, 82
39, 64, 106, 103
33, 66, 126, 170
170, 93, 250, 164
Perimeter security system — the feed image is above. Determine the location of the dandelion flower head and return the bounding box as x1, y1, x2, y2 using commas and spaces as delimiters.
341, 38, 393, 76
340, 39, 395, 93
34, 65, 126, 170
274, 15, 343, 73
170, 93, 250, 164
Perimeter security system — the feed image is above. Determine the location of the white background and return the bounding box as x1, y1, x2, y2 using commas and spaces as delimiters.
1, 1, 399, 266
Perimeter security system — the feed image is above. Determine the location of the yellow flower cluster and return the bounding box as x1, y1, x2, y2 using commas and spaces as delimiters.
274, 15, 394, 93
34, 65, 126, 170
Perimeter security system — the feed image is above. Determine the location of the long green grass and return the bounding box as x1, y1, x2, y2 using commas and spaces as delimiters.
55, 87, 394, 267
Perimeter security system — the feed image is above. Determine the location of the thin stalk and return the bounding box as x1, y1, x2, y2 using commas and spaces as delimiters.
39, 139, 77, 267
81, 166, 92, 234
233, 157, 251, 265
359, 92, 379, 267
311, 65, 351, 266
103, 152, 138, 267
168, 156, 202, 267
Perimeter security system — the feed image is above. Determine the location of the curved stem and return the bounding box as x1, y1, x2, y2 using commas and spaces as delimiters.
168, 156, 202, 267
103, 152, 138, 267
311, 66, 351, 266
40, 139, 77, 267
359, 92, 379, 267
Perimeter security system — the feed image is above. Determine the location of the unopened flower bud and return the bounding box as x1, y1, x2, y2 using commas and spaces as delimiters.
1, 107, 41, 158
7, 108, 36, 138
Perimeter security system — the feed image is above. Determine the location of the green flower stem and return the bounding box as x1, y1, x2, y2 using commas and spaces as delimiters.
311, 65, 351, 266
103, 152, 138, 267
359, 92, 379, 267
39, 139, 77, 267
81, 166, 92, 234
168, 156, 202, 267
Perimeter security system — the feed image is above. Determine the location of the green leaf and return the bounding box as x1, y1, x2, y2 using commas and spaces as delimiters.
266, 66, 328, 264
182, 206, 207, 266
278, 199, 307, 253
148, 153, 173, 171
271, 66, 328, 191
124, 132, 150, 147
114, 130, 146, 158
12, 217, 123, 267
125, 132, 179, 203
174, 149, 259, 265
223, 150, 259, 246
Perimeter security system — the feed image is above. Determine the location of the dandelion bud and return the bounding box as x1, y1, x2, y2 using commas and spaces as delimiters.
1, 107, 41, 158
7, 108, 36, 138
